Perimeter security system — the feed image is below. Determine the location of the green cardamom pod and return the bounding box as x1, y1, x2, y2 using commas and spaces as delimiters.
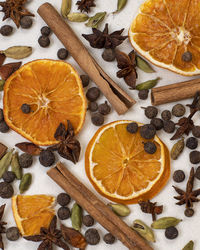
171, 138, 184, 160
113, 0, 128, 13
71, 203, 82, 231
136, 77, 161, 90
151, 217, 182, 229
0, 80, 5, 91
182, 240, 194, 250
0, 149, 14, 178
136, 56, 155, 73
19, 173, 32, 194
1, 46, 32, 59
85, 12, 107, 28
67, 13, 89, 22
108, 203, 130, 217
11, 152, 22, 180
132, 219, 155, 242
61, 0, 72, 18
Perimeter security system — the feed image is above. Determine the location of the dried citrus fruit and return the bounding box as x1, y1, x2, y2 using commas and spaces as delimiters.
3, 60, 87, 145
85, 120, 170, 204
129, 0, 200, 76
12, 194, 55, 236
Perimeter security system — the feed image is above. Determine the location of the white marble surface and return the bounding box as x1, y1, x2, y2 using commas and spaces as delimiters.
0, 0, 200, 249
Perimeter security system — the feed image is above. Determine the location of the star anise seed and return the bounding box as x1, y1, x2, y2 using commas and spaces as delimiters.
76, 0, 96, 13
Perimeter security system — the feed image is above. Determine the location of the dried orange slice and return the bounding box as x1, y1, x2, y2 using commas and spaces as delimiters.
3, 60, 87, 146
85, 120, 170, 204
12, 194, 55, 236
129, 0, 200, 76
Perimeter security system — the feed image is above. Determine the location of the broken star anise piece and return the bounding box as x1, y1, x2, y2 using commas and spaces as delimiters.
173, 167, 200, 208
115, 50, 137, 89
82, 23, 128, 49
0, 0, 34, 28
139, 200, 163, 221
0, 204, 7, 250
0, 61, 22, 81
49, 121, 81, 164
24, 215, 69, 250
76, 0, 96, 13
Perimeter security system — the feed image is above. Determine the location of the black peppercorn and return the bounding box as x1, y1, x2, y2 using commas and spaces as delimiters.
138, 89, 149, 100
150, 118, 163, 130
173, 170, 185, 183
195, 166, 200, 180
2, 171, 15, 183
86, 87, 100, 102
0, 182, 14, 198
103, 233, 115, 244
57, 48, 69, 60
140, 124, 156, 139
98, 101, 111, 115
38, 36, 50, 48
184, 208, 194, 217
192, 126, 200, 138
6, 227, 20, 241
83, 215, 94, 227
0, 121, 9, 133
21, 103, 31, 114
91, 113, 104, 126
189, 151, 200, 164
57, 207, 71, 220
85, 228, 100, 245
186, 137, 198, 150
163, 120, 175, 133
57, 193, 71, 206
142, 106, 158, 119
143, 142, 157, 154
20, 16, 33, 29
80, 75, 90, 88
0, 108, 4, 122
88, 102, 98, 112
182, 51, 192, 62
172, 104, 186, 117
18, 153, 33, 168
39, 149, 55, 167
126, 122, 138, 134
41, 26, 51, 36
161, 110, 171, 121
0, 25, 13, 36
165, 226, 178, 240
102, 48, 116, 62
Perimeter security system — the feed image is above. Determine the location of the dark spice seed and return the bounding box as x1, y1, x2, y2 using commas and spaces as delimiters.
126, 122, 138, 134
150, 118, 163, 130
172, 104, 186, 117
189, 151, 200, 164
186, 137, 198, 150
142, 106, 158, 119
173, 170, 185, 183
98, 101, 111, 115
138, 89, 149, 100
41, 26, 51, 36
143, 142, 157, 154
140, 124, 156, 139
20, 16, 33, 29
163, 120, 175, 133
165, 226, 178, 240
102, 48, 116, 62
0, 108, 4, 122
18, 153, 33, 168
184, 208, 194, 217
161, 110, 171, 121
86, 87, 100, 102
2, 171, 15, 183
0, 25, 13, 36
80, 75, 90, 88
83, 215, 94, 227
85, 228, 100, 245
91, 113, 104, 126
0, 182, 14, 198
182, 51, 192, 62
103, 233, 115, 244
88, 102, 98, 112
195, 166, 200, 180
21, 103, 31, 114
57, 193, 71, 206
192, 126, 200, 138
6, 227, 20, 241
57, 207, 71, 220
57, 48, 69, 60
0, 121, 9, 133
38, 35, 50, 48
39, 149, 55, 167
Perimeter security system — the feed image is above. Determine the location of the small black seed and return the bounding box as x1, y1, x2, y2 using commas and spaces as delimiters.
38, 35, 50, 48
192, 126, 200, 138
98, 101, 111, 115
172, 104, 186, 117
20, 16, 33, 29
57, 193, 71, 206
18, 153, 33, 168
39, 149, 55, 167
80, 75, 90, 88
0, 108, 4, 122
142, 106, 158, 119
57, 48, 69, 60
150, 118, 163, 130
83, 215, 94, 227
57, 207, 71, 220
102, 48, 116, 62
165, 226, 178, 239
0, 182, 14, 198
163, 120, 175, 133
6, 227, 20, 241
182, 51, 192, 62
126, 122, 138, 134
195, 166, 200, 180
86, 87, 100, 102
186, 137, 198, 150
2, 171, 15, 183
161, 110, 171, 121
184, 208, 194, 217
41, 26, 51, 36
0, 25, 13, 36
21, 103, 31, 114
85, 228, 100, 245
91, 113, 104, 126
143, 142, 157, 154
189, 151, 200, 164
103, 233, 115, 244
138, 89, 149, 100
0, 121, 9, 133
173, 170, 185, 183
88, 102, 98, 112
140, 124, 156, 139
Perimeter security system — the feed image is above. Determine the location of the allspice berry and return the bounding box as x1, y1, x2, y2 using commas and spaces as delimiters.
189, 151, 200, 164
20, 16, 33, 29
172, 104, 186, 117
0, 121, 9, 133
91, 113, 104, 126
38, 36, 50, 48
98, 101, 111, 115
161, 110, 171, 121
80, 75, 90, 88
142, 106, 158, 119
0, 25, 13, 36
57, 48, 68, 60
86, 87, 100, 102
138, 89, 149, 100
39, 150, 55, 167
192, 126, 200, 138
102, 48, 116, 62
41, 26, 51, 36
88, 102, 98, 112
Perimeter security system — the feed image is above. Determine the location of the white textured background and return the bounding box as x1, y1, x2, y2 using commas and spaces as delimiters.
0, 0, 200, 249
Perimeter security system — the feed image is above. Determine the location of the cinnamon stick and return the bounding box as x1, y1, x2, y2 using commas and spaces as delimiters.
151, 78, 200, 106
47, 163, 153, 250
38, 3, 136, 115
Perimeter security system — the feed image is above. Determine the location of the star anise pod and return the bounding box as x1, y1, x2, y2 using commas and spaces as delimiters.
173, 167, 200, 208
0, 61, 22, 81
139, 200, 163, 221
24, 215, 69, 250
0, 204, 7, 250
49, 121, 81, 164
186, 91, 200, 111
82, 23, 128, 49
76, 0, 96, 13
0, 0, 34, 28
115, 50, 137, 89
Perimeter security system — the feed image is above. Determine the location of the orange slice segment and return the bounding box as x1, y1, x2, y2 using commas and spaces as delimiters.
12, 195, 55, 236
3, 60, 87, 146
85, 120, 170, 204
129, 0, 200, 76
